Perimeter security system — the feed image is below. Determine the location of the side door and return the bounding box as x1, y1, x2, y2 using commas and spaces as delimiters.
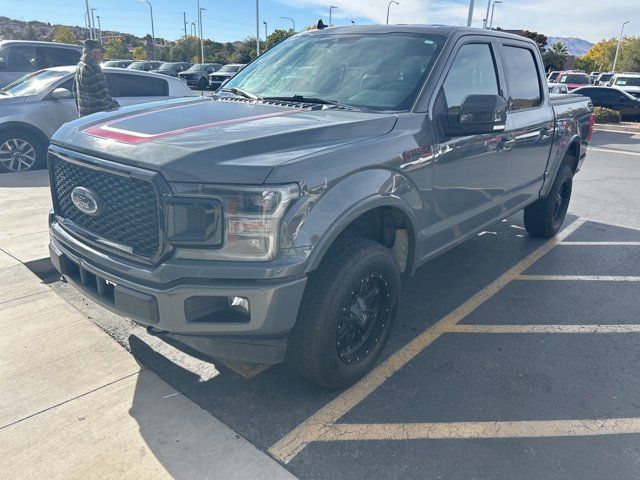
429, 39, 510, 246
497, 41, 554, 208
106, 73, 169, 106
43, 77, 78, 136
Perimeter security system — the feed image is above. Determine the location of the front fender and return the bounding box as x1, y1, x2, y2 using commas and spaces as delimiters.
285, 169, 424, 273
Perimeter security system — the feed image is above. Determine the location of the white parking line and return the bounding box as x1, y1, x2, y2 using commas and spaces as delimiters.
268, 218, 587, 464
312, 418, 640, 442
517, 275, 640, 282
448, 324, 640, 334
561, 242, 640, 246
589, 146, 640, 157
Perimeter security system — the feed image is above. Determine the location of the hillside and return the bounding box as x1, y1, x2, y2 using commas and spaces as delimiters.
546, 36, 594, 57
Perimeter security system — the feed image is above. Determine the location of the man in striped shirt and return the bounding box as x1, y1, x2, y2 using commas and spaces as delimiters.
73, 39, 119, 117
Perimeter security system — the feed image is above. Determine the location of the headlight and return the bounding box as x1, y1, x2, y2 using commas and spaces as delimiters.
169, 183, 300, 261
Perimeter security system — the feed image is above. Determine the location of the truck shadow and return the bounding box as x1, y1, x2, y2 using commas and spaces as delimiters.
125, 213, 579, 461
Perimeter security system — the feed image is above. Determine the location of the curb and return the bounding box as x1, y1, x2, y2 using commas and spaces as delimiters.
594, 123, 640, 134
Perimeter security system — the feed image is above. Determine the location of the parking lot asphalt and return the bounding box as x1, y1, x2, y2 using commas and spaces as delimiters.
3, 130, 640, 479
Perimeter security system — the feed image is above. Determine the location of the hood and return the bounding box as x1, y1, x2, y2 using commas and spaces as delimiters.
0, 94, 28, 105
51, 97, 397, 184
210, 71, 234, 78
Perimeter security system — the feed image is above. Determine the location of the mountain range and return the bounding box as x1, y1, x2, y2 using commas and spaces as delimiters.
546, 36, 594, 57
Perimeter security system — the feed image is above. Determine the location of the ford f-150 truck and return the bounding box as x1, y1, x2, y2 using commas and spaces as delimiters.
47, 26, 593, 389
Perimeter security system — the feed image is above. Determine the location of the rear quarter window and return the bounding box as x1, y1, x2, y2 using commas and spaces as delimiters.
502, 45, 542, 110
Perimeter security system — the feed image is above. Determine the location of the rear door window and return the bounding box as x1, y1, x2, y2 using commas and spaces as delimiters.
442, 43, 499, 113
106, 73, 169, 97
4, 45, 37, 72
502, 45, 542, 110
39, 47, 81, 68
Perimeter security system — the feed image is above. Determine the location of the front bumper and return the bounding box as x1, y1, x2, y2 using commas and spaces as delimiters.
49, 225, 308, 364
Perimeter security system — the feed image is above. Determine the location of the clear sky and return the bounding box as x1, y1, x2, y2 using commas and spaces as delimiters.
4, 0, 638, 44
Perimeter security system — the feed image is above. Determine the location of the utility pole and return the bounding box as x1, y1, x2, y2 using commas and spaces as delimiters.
612, 20, 630, 73
329, 5, 337, 26
280, 16, 295, 31
198, 6, 206, 63
466, 0, 474, 27
263, 21, 268, 44
488, 0, 502, 29
90, 8, 97, 40
256, 0, 260, 57
191, 22, 196, 37
96, 15, 102, 45
183, 12, 187, 38
386, 1, 399, 26
84, 0, 94, 39
482, 0, 491, 28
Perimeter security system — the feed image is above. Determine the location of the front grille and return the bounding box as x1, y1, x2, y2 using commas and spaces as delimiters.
209, 75, 227, 83
52, 157, 161, 258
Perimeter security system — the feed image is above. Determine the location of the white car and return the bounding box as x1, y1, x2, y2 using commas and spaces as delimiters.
607, 73, 640, 98
0, 66, 195, 172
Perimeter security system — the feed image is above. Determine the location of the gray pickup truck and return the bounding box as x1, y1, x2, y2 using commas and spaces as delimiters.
48, 26, 593, 389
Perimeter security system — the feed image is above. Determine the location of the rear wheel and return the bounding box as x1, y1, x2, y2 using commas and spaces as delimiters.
286, 236, 401, 389
198, 78, 208, 90
524, 163, 573, 237
0, 129, 46, 173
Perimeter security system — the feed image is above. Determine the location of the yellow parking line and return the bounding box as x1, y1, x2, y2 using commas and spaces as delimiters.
448, 324, 640, 334
269, 218, 587, 464
313, 418, 640, 442
561, 241, 640, 246
517, 275, 640, 282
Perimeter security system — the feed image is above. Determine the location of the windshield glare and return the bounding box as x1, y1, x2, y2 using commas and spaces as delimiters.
220, 65, 240, 73
1, 69, 69, 96
225, 32, 443, 111
187, 64, 209, 71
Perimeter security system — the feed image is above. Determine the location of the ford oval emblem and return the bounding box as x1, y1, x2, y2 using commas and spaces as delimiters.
71, 187, 101, 216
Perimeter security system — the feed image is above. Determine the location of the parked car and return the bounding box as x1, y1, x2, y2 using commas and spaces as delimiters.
606, 73, 640, 98
101, 59, 134, 68
589, 71, 601, 84
0, 40, 82, 88
127, 61, 163, 72
595, 72, 614, 86
48, 26, 593, 389
573, 86, 640, 120
548, 83, 569, 94
208, 63, 246, 91
547, 70, 562, 82
0, 66, 195, 172
556, 71, 590, 91
153, 62, 192, 77
178, 63, 221, 89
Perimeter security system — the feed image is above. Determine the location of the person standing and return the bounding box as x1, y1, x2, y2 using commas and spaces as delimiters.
73, 39, 119, 117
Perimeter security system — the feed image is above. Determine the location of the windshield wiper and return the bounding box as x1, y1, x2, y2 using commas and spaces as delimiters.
263, 95, 360, 110
221, 87, 261, 100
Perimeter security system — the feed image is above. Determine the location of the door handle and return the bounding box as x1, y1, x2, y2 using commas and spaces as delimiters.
497, 137, 515, 151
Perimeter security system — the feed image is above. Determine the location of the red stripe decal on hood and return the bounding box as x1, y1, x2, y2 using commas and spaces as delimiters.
84, 108, 305, 144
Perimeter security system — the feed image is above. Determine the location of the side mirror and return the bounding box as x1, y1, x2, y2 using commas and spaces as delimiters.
49, 88, 74, 101
0, 58, 6, 71
444, 94, 507, 136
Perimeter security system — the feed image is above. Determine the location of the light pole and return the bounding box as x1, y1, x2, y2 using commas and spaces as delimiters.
386, 1, 399, 25
329, 5, 337, 26
138, 0, 156, 60
96, 15, 102, 45
256, 0, 260, 57
183, 12, 187, 39
612, 20, 630, 73
90, 8, 97, 40
482, 0, 491, 28
489, 0, 502, 29
198, 6, 206, 64
191, 22, 196, 37
263, 21, 268, 43
466, 0, 474, 27
84, 0, 94, 39
280, 16, 295, 31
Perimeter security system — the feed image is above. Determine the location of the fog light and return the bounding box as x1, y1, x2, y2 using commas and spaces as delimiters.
228, 296, 250, 314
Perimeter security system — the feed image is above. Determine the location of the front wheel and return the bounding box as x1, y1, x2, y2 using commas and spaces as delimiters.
198, 78, 208, 90
524, 163, 573, 238
0, 130, 46, 173
286, 236, 401, 389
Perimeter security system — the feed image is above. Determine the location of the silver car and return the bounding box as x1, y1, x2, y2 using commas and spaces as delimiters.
0, 66, 195, 172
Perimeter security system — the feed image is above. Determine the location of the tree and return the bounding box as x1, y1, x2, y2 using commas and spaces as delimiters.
581, 38, 618, 72
53, 26, 77, 44
549, 42, 568, 56
543, 42, 568, 71
132, 46, 148, 60
169, 36, 200, 62
265, 29, 295, 50
104, 38, 131, 60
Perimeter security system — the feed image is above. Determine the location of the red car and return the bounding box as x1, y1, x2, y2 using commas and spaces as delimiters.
556, 72, 590, 91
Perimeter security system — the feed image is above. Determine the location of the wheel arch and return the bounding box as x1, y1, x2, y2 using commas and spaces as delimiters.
0, 121, 50, 149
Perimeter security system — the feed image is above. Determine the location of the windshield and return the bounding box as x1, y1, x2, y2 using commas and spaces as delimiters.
225, 32, 444, 111
186, 64, 209, 72
159, 63, 180, 70
103, 60, 126, 67
220, 64, 241, 73
558, 74, 589, 84
1, 69, 69, 96
128, 62, 149, 70
614, 77, 640, 87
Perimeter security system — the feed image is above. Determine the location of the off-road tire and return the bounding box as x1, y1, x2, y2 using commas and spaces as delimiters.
286, 236, 401, 390
524, 163, 573, 238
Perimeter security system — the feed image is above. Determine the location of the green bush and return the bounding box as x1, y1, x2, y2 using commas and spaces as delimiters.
593, 106, 621, 124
